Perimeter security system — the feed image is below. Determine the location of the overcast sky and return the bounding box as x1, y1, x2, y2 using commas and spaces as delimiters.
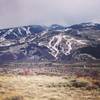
0, 0, 100, 29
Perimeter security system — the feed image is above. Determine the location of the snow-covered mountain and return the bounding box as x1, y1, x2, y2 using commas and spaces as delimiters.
0, 22, 100, 63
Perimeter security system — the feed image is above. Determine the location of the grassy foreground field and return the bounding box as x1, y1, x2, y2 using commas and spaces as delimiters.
0, 74, 100, 100
0, 63, 100, 100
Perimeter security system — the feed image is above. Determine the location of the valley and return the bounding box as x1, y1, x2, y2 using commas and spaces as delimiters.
0, 62, 100, 100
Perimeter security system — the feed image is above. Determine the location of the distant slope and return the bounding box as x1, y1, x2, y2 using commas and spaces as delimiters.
0, 22, 100, 63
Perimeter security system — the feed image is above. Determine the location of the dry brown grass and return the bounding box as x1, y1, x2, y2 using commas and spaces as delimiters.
0, 75, 100, 100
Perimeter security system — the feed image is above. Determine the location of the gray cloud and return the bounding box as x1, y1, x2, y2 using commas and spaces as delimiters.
0, 0, 100, 28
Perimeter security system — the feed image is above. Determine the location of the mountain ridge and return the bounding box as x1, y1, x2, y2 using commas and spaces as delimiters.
0, 22, 100, 64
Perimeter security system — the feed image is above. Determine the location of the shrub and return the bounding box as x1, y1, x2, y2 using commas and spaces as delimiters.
4, 96, 24, 100
93, 81, 100, 88
70, 80, 89, 88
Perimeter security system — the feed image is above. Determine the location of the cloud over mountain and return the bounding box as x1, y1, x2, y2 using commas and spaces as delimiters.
0, 0, 100, 28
